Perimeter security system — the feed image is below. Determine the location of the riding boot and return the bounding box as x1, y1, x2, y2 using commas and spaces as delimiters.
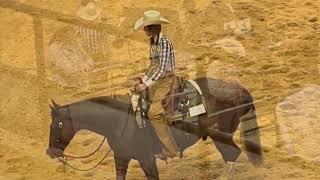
149, 119, 179, 158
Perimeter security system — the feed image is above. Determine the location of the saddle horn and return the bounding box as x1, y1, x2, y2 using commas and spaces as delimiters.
51, 99, 61, 108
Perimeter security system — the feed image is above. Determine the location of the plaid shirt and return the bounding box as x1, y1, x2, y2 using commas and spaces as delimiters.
143, 33, 175, 87
77, 26, 110, 57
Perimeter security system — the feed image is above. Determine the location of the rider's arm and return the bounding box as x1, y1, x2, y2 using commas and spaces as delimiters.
141, 46, 153, 85
142, 75, 149, 83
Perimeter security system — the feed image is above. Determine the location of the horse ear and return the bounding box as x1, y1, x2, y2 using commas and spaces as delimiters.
49, 104, 54, 111
51, 99, 61, 108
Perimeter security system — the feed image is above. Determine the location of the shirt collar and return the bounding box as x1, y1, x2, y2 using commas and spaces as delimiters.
157, 33, 163, 45
151, 33, 163, 45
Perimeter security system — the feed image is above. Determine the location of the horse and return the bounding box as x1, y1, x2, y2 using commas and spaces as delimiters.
46, 77, 263, 180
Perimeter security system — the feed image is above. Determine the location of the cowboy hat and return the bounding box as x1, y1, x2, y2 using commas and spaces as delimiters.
77, 1, 102, 21
134, 10, 170, 30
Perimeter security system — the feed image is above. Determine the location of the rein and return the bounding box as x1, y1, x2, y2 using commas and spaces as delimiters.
58, 103, 131, 171
63, 137, 106, 159
62, 106, 106, 159
58, 148, 112, 171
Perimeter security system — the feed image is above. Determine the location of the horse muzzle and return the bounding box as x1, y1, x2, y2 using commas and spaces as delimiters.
46, 147, 64, 159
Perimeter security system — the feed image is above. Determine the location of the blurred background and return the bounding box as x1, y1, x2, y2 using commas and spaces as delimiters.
0, 0, 319, 179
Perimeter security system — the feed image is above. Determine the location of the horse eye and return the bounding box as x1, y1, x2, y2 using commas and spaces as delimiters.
58, 122, 63, 128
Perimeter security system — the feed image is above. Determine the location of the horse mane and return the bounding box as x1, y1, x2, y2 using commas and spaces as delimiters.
87, 95, 132, 112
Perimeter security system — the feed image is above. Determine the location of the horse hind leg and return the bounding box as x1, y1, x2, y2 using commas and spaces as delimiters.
209, 130, 241, 163
220, 161, 236, 180
209, 132, 240, 180
208, 115, 241, 179
114, 156, 131, 180
208, 112, 242, 163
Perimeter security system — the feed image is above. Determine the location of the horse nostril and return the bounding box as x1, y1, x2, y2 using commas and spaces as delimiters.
46, 148, 54, 158
46, 147, 64, 158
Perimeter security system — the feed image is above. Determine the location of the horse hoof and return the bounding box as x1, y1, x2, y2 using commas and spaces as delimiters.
220, 172, 232, 180
116, 175, 125, 180
220, 161, 235, 180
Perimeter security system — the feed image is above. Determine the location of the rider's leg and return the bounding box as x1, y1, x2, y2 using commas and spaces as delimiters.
148, 77, 179, 158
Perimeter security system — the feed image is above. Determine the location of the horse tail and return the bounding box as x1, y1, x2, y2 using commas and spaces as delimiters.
240, 103, 263, 166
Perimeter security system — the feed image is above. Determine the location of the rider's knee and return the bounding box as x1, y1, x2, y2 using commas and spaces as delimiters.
148, 104, 163, 121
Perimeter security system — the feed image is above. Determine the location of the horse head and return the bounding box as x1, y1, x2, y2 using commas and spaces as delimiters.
46, 99, 76, 159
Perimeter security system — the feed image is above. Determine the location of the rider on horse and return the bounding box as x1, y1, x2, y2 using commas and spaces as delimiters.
134, 10, 180, 159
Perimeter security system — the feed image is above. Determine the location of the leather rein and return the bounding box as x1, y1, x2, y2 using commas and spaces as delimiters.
53, 105, 109, 171
55, 105, 130, 171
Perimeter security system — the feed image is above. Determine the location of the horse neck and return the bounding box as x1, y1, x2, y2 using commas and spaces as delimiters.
68, 97, 133, 138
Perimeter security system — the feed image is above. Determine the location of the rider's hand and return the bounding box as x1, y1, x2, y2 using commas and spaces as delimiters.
136, 83, 147, 92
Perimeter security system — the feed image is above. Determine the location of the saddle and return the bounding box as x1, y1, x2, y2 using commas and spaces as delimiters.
162, 77, 206, 122
131, 76, 207, 128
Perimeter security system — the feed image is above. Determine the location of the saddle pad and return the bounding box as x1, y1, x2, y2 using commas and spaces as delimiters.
187, 79, 203, 95
189, 104, 206, 117
184, 79, 207, 117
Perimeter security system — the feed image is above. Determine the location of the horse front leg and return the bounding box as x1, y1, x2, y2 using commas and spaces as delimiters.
114, 155, 131, 180
138, 157, 159, 180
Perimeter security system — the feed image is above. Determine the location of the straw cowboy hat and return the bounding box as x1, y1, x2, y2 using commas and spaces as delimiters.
77, 1, 102, 21
134, 10, 170, 30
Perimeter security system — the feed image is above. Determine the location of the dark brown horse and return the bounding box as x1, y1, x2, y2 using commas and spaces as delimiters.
46, 77, 263, 179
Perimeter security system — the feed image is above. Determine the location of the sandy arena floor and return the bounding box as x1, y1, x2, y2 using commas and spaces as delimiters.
0, 0, 319, 179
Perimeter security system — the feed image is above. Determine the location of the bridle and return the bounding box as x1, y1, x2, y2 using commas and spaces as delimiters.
53, 105, 108, 171
54, 106, 76, 147
52, 104, 130, 171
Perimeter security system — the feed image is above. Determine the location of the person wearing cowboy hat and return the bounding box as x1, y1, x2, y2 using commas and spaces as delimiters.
77, 0, 102, 21
134, 10, 180, 159
76, 0, 110, 59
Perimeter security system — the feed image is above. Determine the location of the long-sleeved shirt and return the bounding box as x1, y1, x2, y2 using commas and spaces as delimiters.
143, 33, 175, 87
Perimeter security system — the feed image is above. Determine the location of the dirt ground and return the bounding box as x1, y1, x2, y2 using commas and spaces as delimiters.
0, 0, 319, 179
